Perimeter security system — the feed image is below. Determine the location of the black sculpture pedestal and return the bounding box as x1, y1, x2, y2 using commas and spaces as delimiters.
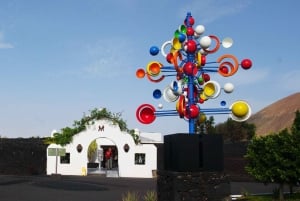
157, 171, 230, 201
157, 134, 230, 201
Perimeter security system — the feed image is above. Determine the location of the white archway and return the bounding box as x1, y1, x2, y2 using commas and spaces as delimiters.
87, 137, 119, 175
47, 119, 158, 178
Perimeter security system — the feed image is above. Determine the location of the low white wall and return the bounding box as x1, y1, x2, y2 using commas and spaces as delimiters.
118, 143, 157, 178
47, 119, 159, 178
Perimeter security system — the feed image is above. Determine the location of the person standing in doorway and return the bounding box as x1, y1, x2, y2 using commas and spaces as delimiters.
105, 148, 113, 170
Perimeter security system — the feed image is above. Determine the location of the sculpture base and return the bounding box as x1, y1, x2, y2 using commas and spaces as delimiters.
163, 133, 224, 172
157, 170, 230, 201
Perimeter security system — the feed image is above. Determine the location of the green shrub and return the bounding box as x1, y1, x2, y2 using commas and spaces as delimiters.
122, 191, 139, 201
143, 191, 157, 201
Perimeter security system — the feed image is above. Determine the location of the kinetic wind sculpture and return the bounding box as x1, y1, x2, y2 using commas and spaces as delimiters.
135, 12, 252, 134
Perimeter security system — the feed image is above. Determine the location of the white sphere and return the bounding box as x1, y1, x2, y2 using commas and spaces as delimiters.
199, 48, 208, 55
183, 44, 188, 52
222, 37, 233, 48
200, 36, 211, 49
195, 25, 205, 35
194, 33, 200, 39
224, 83, 234, 93
158, 103, 163, 109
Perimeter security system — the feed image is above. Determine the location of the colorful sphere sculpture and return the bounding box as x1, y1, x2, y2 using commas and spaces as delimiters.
135, 12, 253, 134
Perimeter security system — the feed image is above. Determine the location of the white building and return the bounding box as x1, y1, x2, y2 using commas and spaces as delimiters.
47, 119, 163, 178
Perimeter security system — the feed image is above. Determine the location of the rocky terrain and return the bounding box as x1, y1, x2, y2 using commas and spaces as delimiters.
247, 92, 300, 136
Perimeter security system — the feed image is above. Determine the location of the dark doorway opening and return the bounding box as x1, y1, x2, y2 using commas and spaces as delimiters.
101, 145, 118, 170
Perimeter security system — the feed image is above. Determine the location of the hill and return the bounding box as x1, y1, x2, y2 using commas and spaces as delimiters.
247, 92, 300, 136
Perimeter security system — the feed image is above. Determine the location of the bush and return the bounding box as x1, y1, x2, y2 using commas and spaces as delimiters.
122, 191, 139, 201
122, 191, 157, 201
143, 191, 157, 201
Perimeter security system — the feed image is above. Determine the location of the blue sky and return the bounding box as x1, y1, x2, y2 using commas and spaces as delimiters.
0, 0, 299, 138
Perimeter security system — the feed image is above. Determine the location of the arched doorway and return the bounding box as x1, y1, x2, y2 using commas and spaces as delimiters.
87, 137, 119, 177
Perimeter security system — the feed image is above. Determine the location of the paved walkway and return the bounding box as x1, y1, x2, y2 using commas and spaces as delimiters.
0, 175, 297, 201
0, 175, 156, 201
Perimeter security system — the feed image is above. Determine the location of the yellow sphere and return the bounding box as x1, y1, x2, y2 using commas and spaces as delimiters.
204, 83, 215, 97
172, 38, 182, 50
198, 113, 206, 124
232, 101, 249, 118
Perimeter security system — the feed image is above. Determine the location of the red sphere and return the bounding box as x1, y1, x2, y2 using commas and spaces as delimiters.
166, 53, 173, 64
220, 66, 229, 74
202, 73, 210, 82
189, 17, 195, 25
201, 55, 206, 66
185, 17, 195, 26
183, 62, 196, 75
241, 59, 252, 69
186, 27, 194, 36
186, 40, 197, 53
188, 104, 199, 118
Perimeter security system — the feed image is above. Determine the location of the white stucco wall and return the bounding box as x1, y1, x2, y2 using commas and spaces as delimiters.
47, 119, 159, 178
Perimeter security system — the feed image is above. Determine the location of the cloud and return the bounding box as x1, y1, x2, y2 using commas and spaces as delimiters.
180, 0, 252, 24
238, 68, 268, 85
83, 38, 135, 78
0, 32, 14, 49
220, 67, 269, 86
45, 37, 137, 79
280, 70, 300, 91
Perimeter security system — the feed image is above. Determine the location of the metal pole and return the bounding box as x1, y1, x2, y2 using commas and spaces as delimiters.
186, 12, 195, 134
188, 76, 195, 134
55, 148, 58, 174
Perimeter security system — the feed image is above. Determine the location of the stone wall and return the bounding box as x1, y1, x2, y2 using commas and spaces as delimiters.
0, 138, 252, 181
0, 138, 47, 175
223, 142, 253, 181
157, 171, 231, 201
157, 140, 252, 182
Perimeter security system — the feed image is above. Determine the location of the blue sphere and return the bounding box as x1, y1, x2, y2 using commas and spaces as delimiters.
178, 33, 186, 43
149, 46, 159, 56
153, 89, 162, 99
220, 100, 226, 106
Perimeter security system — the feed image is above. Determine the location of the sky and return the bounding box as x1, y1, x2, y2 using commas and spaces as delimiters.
0, 0, 299, 138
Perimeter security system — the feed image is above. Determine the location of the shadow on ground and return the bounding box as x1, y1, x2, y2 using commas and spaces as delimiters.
32, 180, 109, 191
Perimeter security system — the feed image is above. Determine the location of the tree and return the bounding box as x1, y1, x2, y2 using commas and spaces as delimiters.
291, 110, 300, 135
195, 115, 216, 134
245, 128, 300, 201
206, 116, 216, 134
215, 118, 255, 142
44, 108, 135, 146
88, 140, 98, 162
289, 110, 300, 192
